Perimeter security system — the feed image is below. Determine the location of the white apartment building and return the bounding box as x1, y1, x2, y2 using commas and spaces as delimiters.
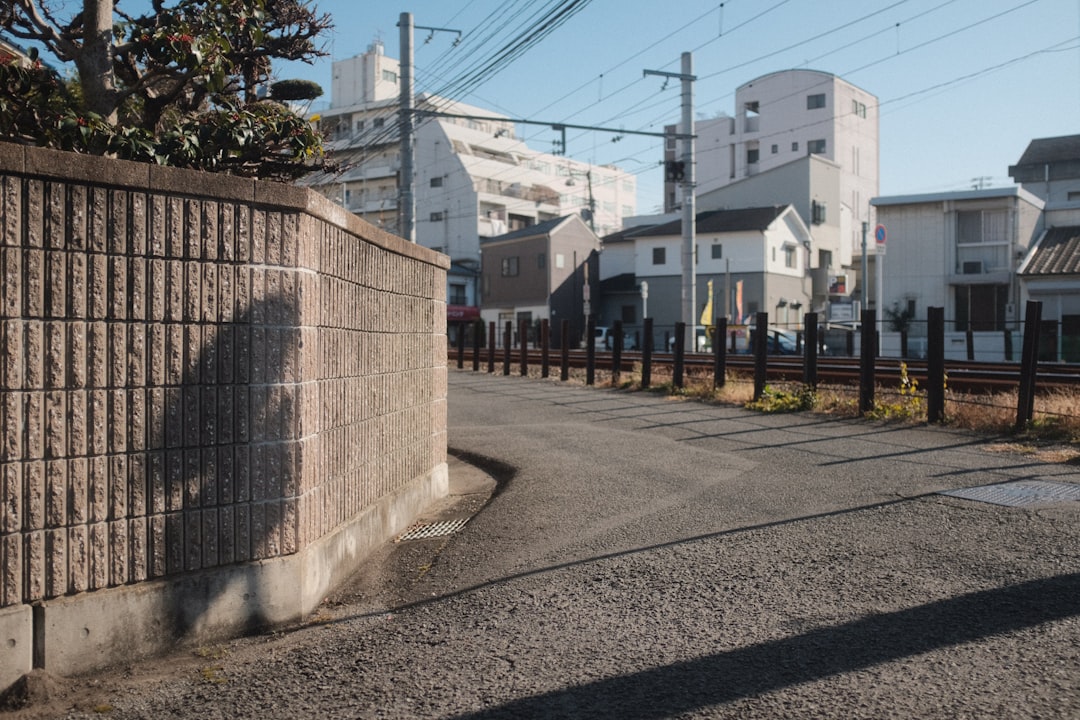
303, 42, 637, 273
668, 69, 878, 262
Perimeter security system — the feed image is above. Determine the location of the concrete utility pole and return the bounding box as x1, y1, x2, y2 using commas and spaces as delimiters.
399, 12, 415, 242
644, 52, 696, 348
398, 14, 461, 244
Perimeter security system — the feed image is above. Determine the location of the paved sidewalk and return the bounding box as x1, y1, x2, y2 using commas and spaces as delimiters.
32, 370, 1080, 718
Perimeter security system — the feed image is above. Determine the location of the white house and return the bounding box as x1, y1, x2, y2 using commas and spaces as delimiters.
598, 205, 814, 346
870, 187, 1045, 359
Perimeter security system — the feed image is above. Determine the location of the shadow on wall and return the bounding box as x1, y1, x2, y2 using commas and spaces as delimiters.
155, 290, 304, 639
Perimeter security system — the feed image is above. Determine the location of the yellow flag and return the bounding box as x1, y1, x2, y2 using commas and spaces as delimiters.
700, 279, 714, 325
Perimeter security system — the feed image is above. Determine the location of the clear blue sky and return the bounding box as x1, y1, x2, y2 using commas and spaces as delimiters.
279, 0, 1079, 214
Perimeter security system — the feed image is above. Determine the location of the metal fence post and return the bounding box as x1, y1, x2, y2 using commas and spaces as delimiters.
1016, 300, 1042, 429
753, 312, 768, 401
927, 307, 945, 423
560, 319, 570, 381
641, 317, 653, 389
673, 321, 686, 389
713, 317, 727, 389
540, 319, 550, 378
804, 312, 818, 388
859, 309, 876, 415
612, 320, 623, 386
586, 316, 596, 386
502, 321, 512, 376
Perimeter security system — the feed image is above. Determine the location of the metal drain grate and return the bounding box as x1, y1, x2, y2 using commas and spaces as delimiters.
939, 480, 1080, 508
395, 518, 469, 542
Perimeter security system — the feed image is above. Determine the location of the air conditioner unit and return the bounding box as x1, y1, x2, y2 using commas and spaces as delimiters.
961, 260, 983, 274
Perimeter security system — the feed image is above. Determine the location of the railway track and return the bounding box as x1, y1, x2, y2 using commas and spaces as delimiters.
450, 349, 1080, 394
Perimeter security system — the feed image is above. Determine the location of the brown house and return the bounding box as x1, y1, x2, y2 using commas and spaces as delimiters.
480, 214, 600, 349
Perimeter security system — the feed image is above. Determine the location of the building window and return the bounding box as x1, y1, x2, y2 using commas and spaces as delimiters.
430, 211, 444, 222
537, 252, 546, 269
555, 253, 565, 269
382, 69, 397, 83
430, 177, 443, 188
784, 246, 796, 268
807, 93, 826, 109
449, 283, 467, 305
808, 139, 826, 154
501, 257, 519, 277
373, 117, 384, 128
711, 243, 722, 259
852, 100, 867, 118
652, 247, 666, 265
791, 141, 799, 152
747, 148, 760, 165
956, 209, 1009, 274
771, 144, 778, 154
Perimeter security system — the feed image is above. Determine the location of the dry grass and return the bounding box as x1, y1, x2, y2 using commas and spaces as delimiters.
505, 363, 1080, 458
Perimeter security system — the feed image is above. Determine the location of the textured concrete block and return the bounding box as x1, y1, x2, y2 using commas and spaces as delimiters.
0, 248, 21, 321
235, 503, 250, 562
148, 324, 166, 387
1, 462, 19, 534
45, 250, 66, 318
149, 514, 165, 578
165, 450, 183, 513
0, 391, 21, 461
87, 253, 108, 320
1, 320, 22, 390
128, 257, 146, 322
45, 527, 67, 598
67, 524, 88, 593
108, 256, 127, 321
183, 262, 200, 322
88, 521, 108, 590
165, 324, 183, 386
108, 323, 126, 389
109, 519, 128, 586
127, 322, 146, 389
183, 198, 200, 259
24, 529, 44, 601
184, 511, 201, 571
164, 386, 182, 449
128, 451, 147, 517
44, 390, 65, 459
24, 460, 44, 531
200, 325, 218, 386
86, 321, 107, 389
108, 389, 126, 454
67, 457, 87, 524
165, 260, 183, 322
147, 259, 165, 322
66, 321, 86, 389
140, 400, 167, 461
87, 456, 107, 524
129, 517, 147, 582
24, 320, 43, 389
183, 449, 200, 509
128, 387, 145, 452
108, 454, 127, 520
86, 389, 107, 456
66, 254, 86, 319
166, 197, 183, 259
148, 451, 165, 515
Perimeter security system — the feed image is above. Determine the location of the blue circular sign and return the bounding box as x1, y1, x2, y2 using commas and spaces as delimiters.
874, 224, 886, 244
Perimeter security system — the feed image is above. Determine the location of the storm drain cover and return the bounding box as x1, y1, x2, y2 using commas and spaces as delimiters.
939, 480, 1080, 508
395, 518, 469, 542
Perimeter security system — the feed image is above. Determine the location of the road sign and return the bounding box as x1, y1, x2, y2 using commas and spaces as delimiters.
874, 224, 886, 244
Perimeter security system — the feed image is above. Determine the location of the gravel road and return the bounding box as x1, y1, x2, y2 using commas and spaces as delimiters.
10, 370, 1080, 719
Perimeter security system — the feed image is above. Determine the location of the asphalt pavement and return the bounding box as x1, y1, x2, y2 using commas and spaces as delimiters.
44, 370, 1080, 719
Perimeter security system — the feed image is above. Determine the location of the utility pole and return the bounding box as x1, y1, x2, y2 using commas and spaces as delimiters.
398, 12, 415, 242
397, 13, 461, 243
645, 52, 696, 348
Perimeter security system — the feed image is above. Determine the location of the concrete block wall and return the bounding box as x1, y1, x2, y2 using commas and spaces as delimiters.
0, 145, 448, 686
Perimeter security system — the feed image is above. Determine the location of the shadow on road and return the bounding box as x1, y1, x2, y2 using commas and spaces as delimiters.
448, 572, 1080, 719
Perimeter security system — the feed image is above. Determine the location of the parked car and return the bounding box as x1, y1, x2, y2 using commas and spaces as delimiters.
584, 326, 638, 350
